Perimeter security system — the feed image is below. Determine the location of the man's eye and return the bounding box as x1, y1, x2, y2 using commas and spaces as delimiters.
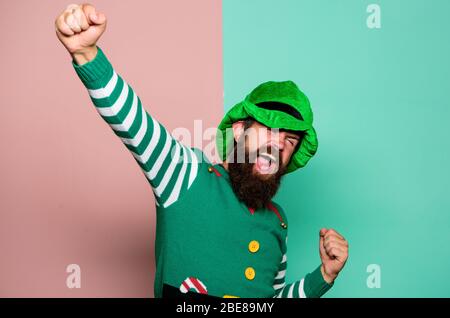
287, 139, 295, 146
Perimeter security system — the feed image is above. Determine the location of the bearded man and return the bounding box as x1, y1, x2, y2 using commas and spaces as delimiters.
55, 3, 349, 298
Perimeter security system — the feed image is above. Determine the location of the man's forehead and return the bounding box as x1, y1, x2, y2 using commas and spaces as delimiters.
247, 121, 302, 138
289, 130, 303, 137
275, 127, 302, 138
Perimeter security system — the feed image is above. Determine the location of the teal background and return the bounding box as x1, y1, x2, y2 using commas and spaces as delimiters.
223, 0, 450, 297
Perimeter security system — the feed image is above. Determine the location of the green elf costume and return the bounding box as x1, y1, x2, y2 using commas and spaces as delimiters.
72, 46, 332, 298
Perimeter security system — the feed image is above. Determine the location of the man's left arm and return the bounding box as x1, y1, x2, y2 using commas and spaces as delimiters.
273, 228, 349, 298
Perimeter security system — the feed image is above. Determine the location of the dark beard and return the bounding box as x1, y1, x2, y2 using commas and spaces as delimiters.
227, 145, 286, 210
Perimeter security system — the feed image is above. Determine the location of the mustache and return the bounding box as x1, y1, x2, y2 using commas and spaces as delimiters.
248, 144, 281, 163
227, 142, 283, 166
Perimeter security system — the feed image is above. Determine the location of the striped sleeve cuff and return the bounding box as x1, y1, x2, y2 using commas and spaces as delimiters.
71, 46, 113, 89
303, 265, 333, 298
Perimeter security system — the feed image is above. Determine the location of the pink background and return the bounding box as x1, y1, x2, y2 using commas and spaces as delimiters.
0, 0, 222, 297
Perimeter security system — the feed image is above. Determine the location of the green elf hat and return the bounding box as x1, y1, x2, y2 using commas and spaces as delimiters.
216, 80, 318, 173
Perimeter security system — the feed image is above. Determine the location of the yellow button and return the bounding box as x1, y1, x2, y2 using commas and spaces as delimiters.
208, 166, 213, 173
245, 267, 256, 280
248, 240, 260, 253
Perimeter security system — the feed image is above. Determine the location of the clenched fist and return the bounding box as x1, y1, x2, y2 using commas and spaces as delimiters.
55, 3, 107, 60
319, 228, 349, 284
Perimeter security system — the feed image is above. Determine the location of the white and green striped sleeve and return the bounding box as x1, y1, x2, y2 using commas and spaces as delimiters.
273, 237, 333, 298
71, 46, 199, 208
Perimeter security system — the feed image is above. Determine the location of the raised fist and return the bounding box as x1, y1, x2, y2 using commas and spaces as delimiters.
55, 3, 107, 55
319, 228, 349, 284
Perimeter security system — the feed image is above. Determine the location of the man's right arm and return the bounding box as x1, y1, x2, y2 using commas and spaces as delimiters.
72, 45, 200, 208
55, 4, 200, 208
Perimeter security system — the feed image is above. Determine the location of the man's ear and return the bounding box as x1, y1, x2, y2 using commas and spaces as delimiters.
231, 121, 246, 142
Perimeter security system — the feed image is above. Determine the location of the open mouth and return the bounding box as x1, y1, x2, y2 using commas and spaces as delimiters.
255, 153, 278, 174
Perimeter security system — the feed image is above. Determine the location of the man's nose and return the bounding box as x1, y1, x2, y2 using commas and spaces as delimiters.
268, 130, 284, 151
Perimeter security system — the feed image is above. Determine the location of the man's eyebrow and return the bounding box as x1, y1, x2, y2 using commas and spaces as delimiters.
280, 129, 301, 139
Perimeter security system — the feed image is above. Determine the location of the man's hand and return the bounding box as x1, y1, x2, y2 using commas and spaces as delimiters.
319, 228, 349, 284
55, 3, 107, 64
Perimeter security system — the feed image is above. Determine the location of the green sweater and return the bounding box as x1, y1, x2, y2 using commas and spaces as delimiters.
71, 46, 333, 298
